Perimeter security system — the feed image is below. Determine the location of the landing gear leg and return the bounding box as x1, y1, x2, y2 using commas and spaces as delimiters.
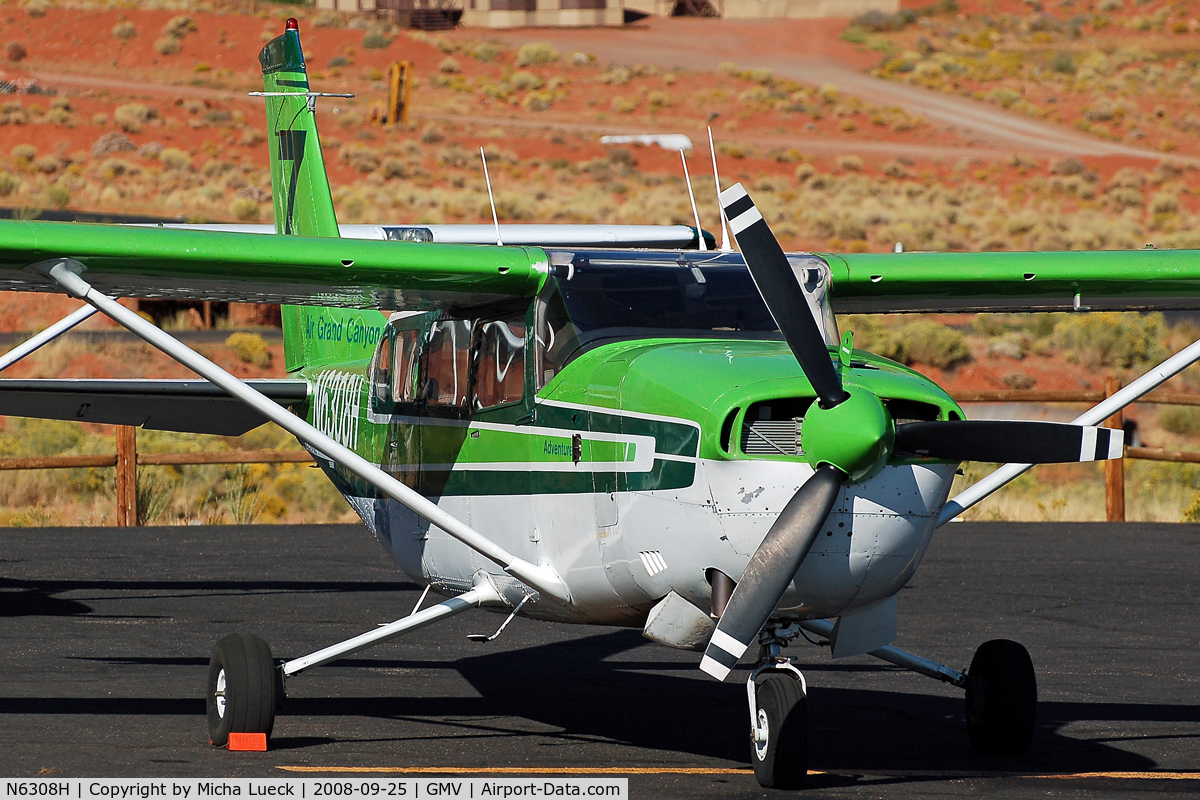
965, 639, 1037, 755
747, 622, 809, 789
207, 632, 279, 747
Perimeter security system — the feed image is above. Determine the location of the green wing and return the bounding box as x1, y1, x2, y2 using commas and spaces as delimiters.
827, 249, 1200, 313
0, 218, 547, 310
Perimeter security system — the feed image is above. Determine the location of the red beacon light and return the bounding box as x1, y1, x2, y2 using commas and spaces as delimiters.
286, 18, 298, 30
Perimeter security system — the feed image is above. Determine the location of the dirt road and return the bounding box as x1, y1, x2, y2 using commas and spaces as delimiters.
461, 17, 1169, 160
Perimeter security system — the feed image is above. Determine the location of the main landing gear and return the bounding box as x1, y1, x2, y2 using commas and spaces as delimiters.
206, 572, 508, 750
744, 620, 1038, 790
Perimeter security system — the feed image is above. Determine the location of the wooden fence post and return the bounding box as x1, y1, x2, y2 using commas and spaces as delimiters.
115, 425, 138, 527
1104, 376, 1126, 522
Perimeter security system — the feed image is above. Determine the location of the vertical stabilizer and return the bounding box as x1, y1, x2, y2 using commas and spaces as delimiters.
259, 19, 340, 373
259, 19, 338, 239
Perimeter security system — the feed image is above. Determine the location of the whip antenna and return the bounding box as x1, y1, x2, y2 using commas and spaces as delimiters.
708, 127, 731, 252
480, 147, 503, 247
680, 149, 707, 252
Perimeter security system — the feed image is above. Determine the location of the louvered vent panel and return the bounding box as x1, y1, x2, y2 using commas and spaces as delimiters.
741, 419, 803, 456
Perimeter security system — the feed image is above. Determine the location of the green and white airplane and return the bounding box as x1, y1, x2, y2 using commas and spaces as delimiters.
2, 19, 1200, 789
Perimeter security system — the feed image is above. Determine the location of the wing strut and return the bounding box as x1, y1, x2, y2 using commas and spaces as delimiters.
38, 257, 572, 606
0, 303, 96, 373
939, 334, 1200, 525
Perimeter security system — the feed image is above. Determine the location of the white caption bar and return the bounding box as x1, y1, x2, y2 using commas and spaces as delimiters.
1, 780, 628, 800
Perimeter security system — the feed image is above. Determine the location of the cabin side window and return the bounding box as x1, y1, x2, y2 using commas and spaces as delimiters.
371, 322, 422, 411
392, 328, 420, 403
423, 319, 473, 408
474, 320, 526, 411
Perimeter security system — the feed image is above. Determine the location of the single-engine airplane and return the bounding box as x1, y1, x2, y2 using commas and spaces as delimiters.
2, 20, 1200, 789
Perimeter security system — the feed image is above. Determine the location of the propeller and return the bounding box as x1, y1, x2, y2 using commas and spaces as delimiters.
895, 420, 1123, 463
700, 183, 1125, 682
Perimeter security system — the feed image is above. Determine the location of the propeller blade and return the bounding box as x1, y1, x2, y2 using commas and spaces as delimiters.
700, 463, 846, 681
895, 420, 1124, 463
720, 183, 849, 409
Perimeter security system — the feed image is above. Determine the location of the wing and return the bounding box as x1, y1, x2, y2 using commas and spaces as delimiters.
826, 249, 1200, 313
0, 219, 548, 311
0, 378, 308, 435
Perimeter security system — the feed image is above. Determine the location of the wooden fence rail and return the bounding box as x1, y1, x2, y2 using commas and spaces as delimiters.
0, 382, 1193, 524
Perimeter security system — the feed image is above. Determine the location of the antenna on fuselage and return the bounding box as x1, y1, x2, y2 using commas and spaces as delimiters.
708, 126, 732, 252
679, 149, 707, 252
480, 147, 503, 247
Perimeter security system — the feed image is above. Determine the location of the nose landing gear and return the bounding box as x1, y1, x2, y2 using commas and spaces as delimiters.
746, 622, 810, 789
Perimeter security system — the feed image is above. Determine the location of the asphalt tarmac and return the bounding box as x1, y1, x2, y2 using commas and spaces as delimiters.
1, 522, 1198, 798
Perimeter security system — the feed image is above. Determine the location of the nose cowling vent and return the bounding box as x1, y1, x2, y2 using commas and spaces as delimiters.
742, 417, 803, 456
738, 399, 813, 457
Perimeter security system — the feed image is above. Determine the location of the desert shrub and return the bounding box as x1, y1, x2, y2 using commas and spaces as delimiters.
327, 55, 350, 68
516, 42, 557, 66
154, 35, 182, 56
46, 106, 70, 126
10, 143, 35, 163
0, 172, 19, 196
1159, 406, 1200, 436
362, 30, 391, 49
987, 332, 1027, 360
163, 16, 196, 38
341, 143, 380, 173
468, 41, 501, 62
841, 315, 906, 361
510, 70, 543, 90
159, 147, 191, 171
1051, 312, 1168, 369
420, 124, 444, 144
113, 103, 155, 133
837, 154, 863, 171
439, 57, 460, 74
521, 91, 554, 112
32, 155, 58, 174
138, 141, 163, 159
112, 21, 136, 40
226, 332, 271, 367
5, 41, 25, 62
897, 320, 970, 367
230, 197, 260, 222
647, 90, 672, 111
46, 181, 69, 209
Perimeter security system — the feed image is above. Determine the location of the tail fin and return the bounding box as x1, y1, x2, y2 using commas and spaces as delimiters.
259, 19, 341, 373
259, 19, 339, 239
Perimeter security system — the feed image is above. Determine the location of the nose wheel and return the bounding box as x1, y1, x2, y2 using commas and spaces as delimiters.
749, 671, 810, 789
206, 632, 280, 747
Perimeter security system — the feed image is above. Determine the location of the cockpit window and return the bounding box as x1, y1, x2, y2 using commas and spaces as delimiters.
533, 250, 839, 387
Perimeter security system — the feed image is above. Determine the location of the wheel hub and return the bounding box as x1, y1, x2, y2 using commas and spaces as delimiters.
753, 707, 770, 760
215, 668, 227, 719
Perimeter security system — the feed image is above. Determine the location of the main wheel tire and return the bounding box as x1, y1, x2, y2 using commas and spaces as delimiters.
750, 673, 810, 789
965, 639, 1037, 755
207, 632, 277, 747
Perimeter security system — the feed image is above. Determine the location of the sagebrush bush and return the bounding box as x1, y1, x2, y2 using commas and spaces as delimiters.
226, 332, 271, 367
160, 147, 191, 171
112, 21, 136, 40
1159, 406, 1200, 436
1051, 312, 1168, 369
362, 30, 391, 49
517, 42, 557, 66
113, 103, 155, 133
154, 35, 181, 55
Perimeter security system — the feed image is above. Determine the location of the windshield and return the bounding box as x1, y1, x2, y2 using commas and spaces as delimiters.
535, 249, 837, 385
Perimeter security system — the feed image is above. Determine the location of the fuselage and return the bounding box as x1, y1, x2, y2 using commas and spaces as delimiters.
290, 249, 964, 630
